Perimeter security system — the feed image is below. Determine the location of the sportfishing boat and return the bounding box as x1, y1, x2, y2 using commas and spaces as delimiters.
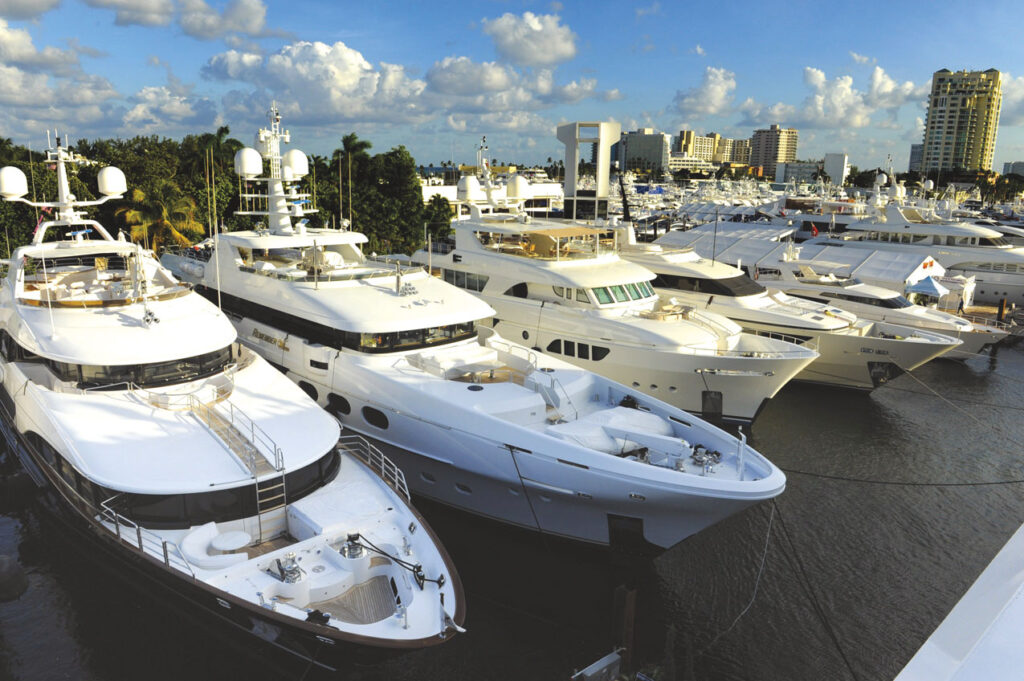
413, 210, 818, 424
162, 106, 787, 552
0, 136, 463, 672
612, 224, 961, 387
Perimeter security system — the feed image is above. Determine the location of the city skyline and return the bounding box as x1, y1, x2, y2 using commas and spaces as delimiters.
2, 1, 1024, 172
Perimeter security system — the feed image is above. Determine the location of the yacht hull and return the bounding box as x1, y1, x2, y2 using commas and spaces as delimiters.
0, 405, 457, 672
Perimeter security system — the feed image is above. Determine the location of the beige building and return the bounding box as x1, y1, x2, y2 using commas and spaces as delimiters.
749, 124, 798, 179
922, 68, 1002, 172
678, 130, 749, 164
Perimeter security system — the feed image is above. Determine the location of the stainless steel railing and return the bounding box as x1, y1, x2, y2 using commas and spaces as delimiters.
337, 434, 410, 502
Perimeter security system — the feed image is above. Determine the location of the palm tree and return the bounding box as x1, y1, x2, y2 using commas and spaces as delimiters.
116, 180, 204, 253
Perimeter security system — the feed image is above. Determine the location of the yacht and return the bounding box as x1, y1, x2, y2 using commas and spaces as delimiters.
756, 261, 1007, 360
805, 203, 1024, 305
612, 226, 961, 388
413, 211, 818, 424
161, 106, 787, 552
0, 137, 464, 672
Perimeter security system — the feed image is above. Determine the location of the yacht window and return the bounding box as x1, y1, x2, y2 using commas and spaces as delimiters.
564, 341, 576, 357
591, 346, 610, 361
553, 286, 565, 297
546, 339, 562, 354
576, 288, 590, 303
592, 287, 614, 304
64, 346, 235, 390
362, 406, 389, 430
327, 393, 351, 416
466, 273, 488, 291
356, 322, 476, 353
577, 343, 589, 360
610, 285, 630, 302
505, 282, 528, 298
625, 283, 642, 300
638, 281, 655, 297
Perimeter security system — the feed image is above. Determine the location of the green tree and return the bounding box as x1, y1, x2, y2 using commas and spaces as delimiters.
116, 180, 204, 253
423, 194, 454, 241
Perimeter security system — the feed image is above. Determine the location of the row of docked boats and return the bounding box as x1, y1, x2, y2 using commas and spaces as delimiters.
0, 110, 785, 672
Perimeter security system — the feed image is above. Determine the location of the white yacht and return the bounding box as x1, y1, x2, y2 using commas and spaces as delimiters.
613, 228, 961, 388
805, 203, 1024, 305
161, 107, 787, 553
0, 137, 464, 671
758, 264, 1007, 360
413, 211, 818, 424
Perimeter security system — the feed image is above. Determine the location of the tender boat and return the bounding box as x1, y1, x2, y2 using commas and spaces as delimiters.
0, 135, 463, 672
162, 106, 787, 553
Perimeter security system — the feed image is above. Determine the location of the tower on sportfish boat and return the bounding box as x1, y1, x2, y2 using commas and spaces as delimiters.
558, 121, 620, 220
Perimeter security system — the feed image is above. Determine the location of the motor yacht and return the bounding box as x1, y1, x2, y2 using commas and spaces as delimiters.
161, 106, 787, 552
413, 210, 818, 424
0, 136, 463, 672
613, 226, 961, 388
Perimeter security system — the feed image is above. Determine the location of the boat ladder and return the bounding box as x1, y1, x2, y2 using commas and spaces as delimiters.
187, 394, 287, 543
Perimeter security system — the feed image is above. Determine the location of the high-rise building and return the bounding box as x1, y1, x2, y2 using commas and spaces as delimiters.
616, 128, 671, 172
678, 130, 748, 164
921, 69, 1002, 172
909, 144, 924, 172
749, 124, 798, 180
1002, 161, 1024, 176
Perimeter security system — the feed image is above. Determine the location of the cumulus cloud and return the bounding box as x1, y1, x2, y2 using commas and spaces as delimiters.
850, 51, 875, 65
0, 19, 81, 76
447, 110, 552, 134
999, 73, 1024, 126
83, 0, 174, 27
123, 85, 217, 132
482, 12, 577, 67
426, 56, 517, 95
0, 0, 60, 19
179, 0, 269, 40
674, 66, 736, 118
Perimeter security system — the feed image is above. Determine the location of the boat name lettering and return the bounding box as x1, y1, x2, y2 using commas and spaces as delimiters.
860, 347, 889, 355
252, 328, 290, 351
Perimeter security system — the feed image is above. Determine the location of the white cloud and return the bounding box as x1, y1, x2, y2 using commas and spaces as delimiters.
122, 85, 217, 132
797, 67, 873, 128
0, 0, 60, 19
635, 2, 660, 18
692, 44, 705, 56
603, 88, 623, 102
0, 18, 80, 75
999, 73, 1024, 126
737, 97, 795, 126
850, 51, 875, 65
482, 12, 577, 67
447, 110, 552, 134
83, 0, 174, 27
179, 0, 270, 40
866, 66, 927, 109
426, 56, 517, 95
201, 48, 264, 81
674, 66, 736, 118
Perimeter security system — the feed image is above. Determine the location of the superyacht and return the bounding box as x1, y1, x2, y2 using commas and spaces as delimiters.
0, 136, 463, 671
162, 107, 787, 552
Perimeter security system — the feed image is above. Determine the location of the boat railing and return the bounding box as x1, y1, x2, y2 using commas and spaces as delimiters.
747, 329, 820, 351
336, 434, 410, 502
485, 336, 540, 369
99, 495, 196, 579
945, 311, 1014, 332
188, 393, 285, 473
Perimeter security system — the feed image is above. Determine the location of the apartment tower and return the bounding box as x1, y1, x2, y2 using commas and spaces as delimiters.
921, 69, 1002, 172
749, 124, 798, 179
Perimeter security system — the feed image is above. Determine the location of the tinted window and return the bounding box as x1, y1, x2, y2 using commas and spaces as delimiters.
592, 346, 610, 361
564, 341, 575, 357
546, 339, 562, 353
327, 393, 351, 415
362, 406, 389, 429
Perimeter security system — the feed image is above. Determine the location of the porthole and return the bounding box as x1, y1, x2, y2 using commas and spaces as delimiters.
468, 385, 483, 391
298, 381, 318, 401
455, 483, 472, 495
420, 472, 436, 484
522, 330, 529, 340
632, 381, 640, 387
327, 393, 351, 416
669, 386, 677, 393
362, 406, 389, 430
650, 384, 658, 390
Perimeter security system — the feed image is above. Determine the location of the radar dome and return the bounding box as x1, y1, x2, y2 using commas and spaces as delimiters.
282, 149, 308, 179
234, 147, 263, 178
457, 174, 483, 201
875, 173, 888, 186
97, 166, 127, 196
507, 174, 529, 199
924, 179, 934, 191
0, 166, 28, 200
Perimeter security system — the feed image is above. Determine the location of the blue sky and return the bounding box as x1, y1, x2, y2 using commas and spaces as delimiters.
2, 0, 1024, 172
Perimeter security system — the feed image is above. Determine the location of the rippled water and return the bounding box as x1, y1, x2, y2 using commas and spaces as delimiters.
2, 344, 1023, 681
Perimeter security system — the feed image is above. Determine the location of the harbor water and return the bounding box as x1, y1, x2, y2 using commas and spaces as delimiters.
1, 344, 1022, 680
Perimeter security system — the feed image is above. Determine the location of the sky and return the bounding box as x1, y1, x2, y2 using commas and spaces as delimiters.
2, 0, 1024, 173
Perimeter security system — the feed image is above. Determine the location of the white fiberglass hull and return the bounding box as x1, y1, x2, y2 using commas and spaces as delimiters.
231, 320, 785, 552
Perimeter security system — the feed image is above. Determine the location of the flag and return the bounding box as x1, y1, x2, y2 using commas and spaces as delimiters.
33, 206, 52, 237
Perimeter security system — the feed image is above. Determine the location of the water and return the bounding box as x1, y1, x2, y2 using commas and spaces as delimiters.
2, 345, 1023, 681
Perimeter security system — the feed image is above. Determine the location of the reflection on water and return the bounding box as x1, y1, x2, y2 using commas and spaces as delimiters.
2, 346, 1023, 680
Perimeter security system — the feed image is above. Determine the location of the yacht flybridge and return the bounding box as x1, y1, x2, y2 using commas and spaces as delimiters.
614, 227, 961, 387
0, 136, 463, 672
162, 106, 787, 552
413, 209, 818, 423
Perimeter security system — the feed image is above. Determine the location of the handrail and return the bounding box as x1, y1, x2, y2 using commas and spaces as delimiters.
188, 393, 284, 473
337, 434, 410, 501
99, 495, 196, 579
